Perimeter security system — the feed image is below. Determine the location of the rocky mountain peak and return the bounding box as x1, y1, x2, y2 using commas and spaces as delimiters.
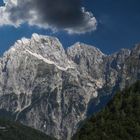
7, 33, 64, 54
0, 34, 139, 140
130, 44, 140, 57
67, 42, 105, 80
133, 43, 140, 50
3, 33, 75, 72
67, 42, 105, 57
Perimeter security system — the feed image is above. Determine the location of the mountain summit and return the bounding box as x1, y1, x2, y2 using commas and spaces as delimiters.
5, 33, 75, 71
0, 34, 139, 140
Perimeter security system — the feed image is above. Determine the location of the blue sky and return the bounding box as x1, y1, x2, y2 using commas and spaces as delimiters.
0, 0, 140, 55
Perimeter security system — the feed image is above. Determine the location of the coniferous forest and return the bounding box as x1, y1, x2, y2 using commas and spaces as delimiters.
0, 118, 56, 140
73, 81, 140, 140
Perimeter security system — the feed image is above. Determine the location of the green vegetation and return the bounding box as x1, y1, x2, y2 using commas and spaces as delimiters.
0, 118, 56, 140
72, 81, 140, 140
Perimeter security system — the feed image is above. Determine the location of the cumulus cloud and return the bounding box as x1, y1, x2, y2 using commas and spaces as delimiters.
0, 0, 97, 34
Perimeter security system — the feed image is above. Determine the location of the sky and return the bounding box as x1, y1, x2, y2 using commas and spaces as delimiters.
0, 0, 140, 55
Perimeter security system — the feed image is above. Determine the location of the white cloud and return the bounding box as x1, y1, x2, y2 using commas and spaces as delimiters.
66, 8, 97, 34
0, 0, 19, 26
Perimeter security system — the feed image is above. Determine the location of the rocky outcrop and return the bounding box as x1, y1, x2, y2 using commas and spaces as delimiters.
0, 34, 139, 140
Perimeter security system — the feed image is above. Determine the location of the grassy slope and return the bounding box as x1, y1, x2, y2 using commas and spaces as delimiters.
72, 81, 140, 140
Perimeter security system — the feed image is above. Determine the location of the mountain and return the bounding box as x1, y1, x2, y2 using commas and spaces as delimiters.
72, 81, 140, 140
0, 33, 139, 140
0, 118, 56, 140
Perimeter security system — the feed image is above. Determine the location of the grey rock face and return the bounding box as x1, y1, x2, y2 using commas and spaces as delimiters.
0, 34, 139, 140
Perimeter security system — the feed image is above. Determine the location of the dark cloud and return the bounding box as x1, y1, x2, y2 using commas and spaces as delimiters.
34, 0, 84, 28
0, 0, 97, 34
